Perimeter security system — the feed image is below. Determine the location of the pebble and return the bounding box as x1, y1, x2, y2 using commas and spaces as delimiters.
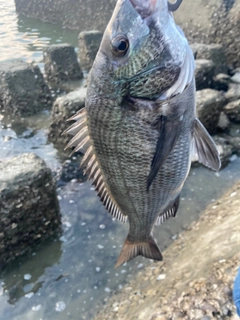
25, 292, 34, 299
55, 301, 66, 312
157, 274, 166, 281
105, 288, 111, 293
24, 274, 32, 280
32, 305, 42, 311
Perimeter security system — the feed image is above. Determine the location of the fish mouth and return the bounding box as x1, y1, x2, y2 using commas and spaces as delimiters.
130, 0, 157, 18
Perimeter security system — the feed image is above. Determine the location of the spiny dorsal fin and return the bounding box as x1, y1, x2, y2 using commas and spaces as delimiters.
193, 118, 221, 171
155, 195, 180, 226
64, 108, 127, 223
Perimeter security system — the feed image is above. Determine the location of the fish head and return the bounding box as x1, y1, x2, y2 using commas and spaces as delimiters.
92, 0, 169, 79
90, 0, 188, 99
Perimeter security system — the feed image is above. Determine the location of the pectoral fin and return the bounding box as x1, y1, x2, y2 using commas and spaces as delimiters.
193, 118, 221, 171
147, 115, 182, 191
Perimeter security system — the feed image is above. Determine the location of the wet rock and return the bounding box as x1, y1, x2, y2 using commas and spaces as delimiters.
0, 153, 60, 268
213, 73, 230, 92
191, 43, 227, 74
0, 60, 52, 116
195, 60, 215, 90
231, 72, 240, 84
78, 31, 103, 71
43, 44, 83, 83
213, 136, 233, 168
196, 89, 226, 134
225, 83, 240, 103
223, 100, 240, 123
174, 0, 240, 68
229, 137, 240, 156
48, 87, 86, 146
55, 158, 85, 184
217, 112, 230, 131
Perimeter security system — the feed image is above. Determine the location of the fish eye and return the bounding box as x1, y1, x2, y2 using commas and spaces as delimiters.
111, 35, 129, 57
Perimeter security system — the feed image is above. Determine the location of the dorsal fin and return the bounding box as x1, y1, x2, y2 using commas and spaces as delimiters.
155, 195, 180, 226
64, 108, 128, 223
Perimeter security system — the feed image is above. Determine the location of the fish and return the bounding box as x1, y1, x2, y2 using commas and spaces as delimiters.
64, 0, 221, 267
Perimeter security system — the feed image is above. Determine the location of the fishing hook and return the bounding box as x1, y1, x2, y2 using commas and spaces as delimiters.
168, 0, 183, 12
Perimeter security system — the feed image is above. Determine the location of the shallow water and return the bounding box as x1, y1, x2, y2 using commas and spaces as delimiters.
0, 1, 240, 320
0, 0, 79, 70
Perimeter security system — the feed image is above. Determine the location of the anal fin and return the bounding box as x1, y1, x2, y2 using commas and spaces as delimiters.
193, 118, 221, 171
115, 236, 162, 268
155, 195, 180, 226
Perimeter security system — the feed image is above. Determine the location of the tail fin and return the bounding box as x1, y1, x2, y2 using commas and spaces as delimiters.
115, 236, 162, 268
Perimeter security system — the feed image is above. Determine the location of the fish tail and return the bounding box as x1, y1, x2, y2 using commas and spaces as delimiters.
115, 236, 162, 268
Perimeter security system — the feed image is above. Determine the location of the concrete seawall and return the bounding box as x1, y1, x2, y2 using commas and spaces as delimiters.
14, 0, 240, 68
14, 0, 117, 32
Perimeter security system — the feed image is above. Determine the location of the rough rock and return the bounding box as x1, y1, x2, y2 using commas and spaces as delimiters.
55, 157, 86, 185
224, 100, 240, 123
94, 182, 240, 320
195, 60, 215, 90
48, 87, 86, 146
213, 73, 230, 92
78, 31, 103, 71
213, 136, 233, 168
225, 83, 240, 103
217, 112, 230, 131
43, 44, 83, 83
0, 153, 60, 268
196, 89, 226, 134
191, 43, 227, 74
231, 73, 240, 85
0, 60, 52, 116
174, 0, 240, 69
229, 137, 240, 156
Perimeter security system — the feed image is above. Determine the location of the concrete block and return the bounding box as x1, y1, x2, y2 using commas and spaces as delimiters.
196, 89, 226, 134
0, 153, 61, 268
43, 44, 83, 83
78, 31, 103, 71
195, 59, 215, 90
0, 60, 52, 116
48, 87, 86, 146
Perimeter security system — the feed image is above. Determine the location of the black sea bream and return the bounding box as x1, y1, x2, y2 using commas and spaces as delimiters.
65, 0, 221, 267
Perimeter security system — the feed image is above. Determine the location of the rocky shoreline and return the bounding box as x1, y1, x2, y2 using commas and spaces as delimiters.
94, 182, 240, 320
